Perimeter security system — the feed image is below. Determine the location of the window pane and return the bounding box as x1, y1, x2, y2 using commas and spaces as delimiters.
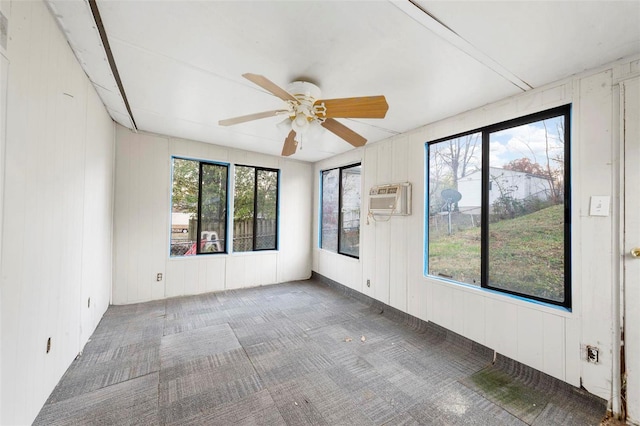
488, 116, 566, 302
427, 133, 482, 285
256, 169, 278, 250
233, 166, 255, 252
321, 169, 339, 252
200, 163, 227, 253
339, 165, 361, 257
171, 158, 199, 256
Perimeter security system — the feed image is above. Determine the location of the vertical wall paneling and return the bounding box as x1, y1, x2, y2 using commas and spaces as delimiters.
205, 257, 226, 293
2, 3, 30, 418
0, 0, 11, 415
113, 128, 312, 304
576, 70, 615, 398
165, 260, 185, 298
79, 78, 115, 347
406, 133, 428, 322
484, 298, 519, 360
389, 136, 409, 311
564, 315, 582, 387
373, 220, 390, 304
183, 258, 200, 295
0, 54, 5, 426
196, 260, 208, 295
373, 141, 392, 304
623, 76, 640, 423
311, 165, 320, 272
516, 307, 544, 371
224, 253, 278, 290
361, 145, 378, 298
462, 292, 485, 345
430, 282, 454, 330
114, 128, 170, 303
0, 1, 115, 424
341, 256, 361, 291
276, 160, 313, 283
543, 313, 566, 381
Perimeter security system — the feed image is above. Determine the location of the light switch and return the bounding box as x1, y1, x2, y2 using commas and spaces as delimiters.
589, 196, 610, 216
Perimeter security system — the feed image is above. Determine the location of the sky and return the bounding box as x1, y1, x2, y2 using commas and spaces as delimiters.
489, 116, 565, 169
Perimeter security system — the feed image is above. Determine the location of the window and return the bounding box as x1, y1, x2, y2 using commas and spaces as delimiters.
170, 158, 228, 256
233, 166, 279, 252
426, 105, 571, 307
321, 163, 362, 258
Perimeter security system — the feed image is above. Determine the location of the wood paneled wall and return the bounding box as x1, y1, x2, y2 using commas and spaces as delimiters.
0, 1, 115, 424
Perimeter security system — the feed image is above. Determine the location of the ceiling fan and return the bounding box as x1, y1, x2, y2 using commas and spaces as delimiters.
219, 73, 389, 157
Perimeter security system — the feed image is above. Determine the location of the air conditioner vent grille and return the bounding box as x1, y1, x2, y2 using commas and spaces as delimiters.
368, 183, 411, 216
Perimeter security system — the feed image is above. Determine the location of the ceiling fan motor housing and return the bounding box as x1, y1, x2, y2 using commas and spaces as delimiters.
287, 81, 321, 102
287, 81, 325, 123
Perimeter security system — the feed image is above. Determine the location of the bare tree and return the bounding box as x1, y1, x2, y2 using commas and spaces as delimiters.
438, 133, 481, 190
428, 146, 450, 212
541, 119, 564, 203
429, 133, 481, 212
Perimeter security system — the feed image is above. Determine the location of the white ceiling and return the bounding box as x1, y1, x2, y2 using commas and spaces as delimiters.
46, 0, 640, 162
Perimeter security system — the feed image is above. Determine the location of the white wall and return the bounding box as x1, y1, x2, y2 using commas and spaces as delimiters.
623, 75, 640, 424
0, 0, 10, 417
113, 126, 313, 304
313, 57, 640, 409
0, 1, 116, 424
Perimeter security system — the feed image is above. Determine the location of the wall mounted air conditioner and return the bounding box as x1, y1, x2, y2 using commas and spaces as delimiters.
368, 182, 412, 216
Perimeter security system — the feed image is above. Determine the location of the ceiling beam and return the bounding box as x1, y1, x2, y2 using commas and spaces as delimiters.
390, 0, 533, 92
87, 0, 137, 130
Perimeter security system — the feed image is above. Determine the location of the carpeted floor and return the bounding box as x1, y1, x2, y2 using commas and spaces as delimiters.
34, 278, 607, 425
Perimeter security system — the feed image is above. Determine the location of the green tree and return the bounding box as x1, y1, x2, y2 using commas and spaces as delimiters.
200, 164, 227, 226
172, 158, 199, 214
234, 166, 255, 221
256, 170, 277, 219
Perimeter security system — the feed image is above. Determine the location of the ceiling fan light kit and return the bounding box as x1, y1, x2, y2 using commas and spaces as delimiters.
219, 73, 389, 157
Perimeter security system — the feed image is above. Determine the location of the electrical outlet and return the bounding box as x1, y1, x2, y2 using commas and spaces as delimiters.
587, 345, 599, 363
366, 279, 371, 288
157, 273, 163, 282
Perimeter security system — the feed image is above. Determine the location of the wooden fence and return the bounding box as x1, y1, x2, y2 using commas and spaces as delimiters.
170, 218, 276, 255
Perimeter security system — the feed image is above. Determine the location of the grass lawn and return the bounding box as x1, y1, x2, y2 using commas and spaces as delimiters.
429, 204, 565, 302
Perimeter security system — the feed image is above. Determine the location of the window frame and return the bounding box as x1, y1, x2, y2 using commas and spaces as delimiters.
170, 156, 230, 257
425, 105, 572, 308
320, 162, 362, 259
233, 164, 280, 252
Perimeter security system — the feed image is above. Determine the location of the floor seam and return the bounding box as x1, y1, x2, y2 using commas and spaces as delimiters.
157, 298, 167, 425
228, 322, 283, 424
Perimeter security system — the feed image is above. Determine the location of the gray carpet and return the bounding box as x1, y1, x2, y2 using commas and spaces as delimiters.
34, 278, 606, 425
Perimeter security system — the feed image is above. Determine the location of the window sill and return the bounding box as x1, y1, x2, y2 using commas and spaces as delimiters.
168, 250, 279, 260
230, 250, 279, 256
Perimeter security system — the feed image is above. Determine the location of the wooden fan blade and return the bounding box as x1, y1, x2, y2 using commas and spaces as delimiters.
281, 130, 298, 156
321, 118, 367, 147
219, 110, 286, 126
315, 95, 388, 119
243, 73, 297, 102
